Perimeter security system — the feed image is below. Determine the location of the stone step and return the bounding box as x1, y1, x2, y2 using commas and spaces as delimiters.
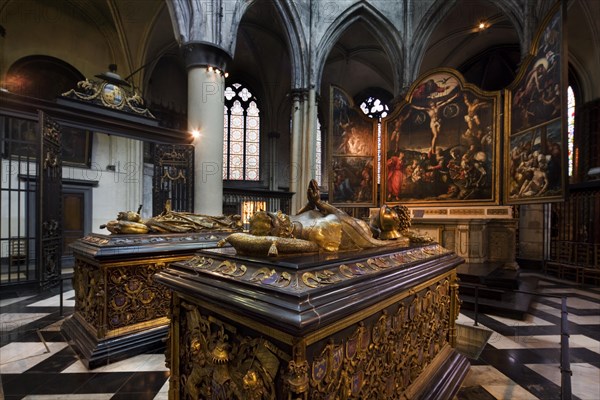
457, 263, 539, 320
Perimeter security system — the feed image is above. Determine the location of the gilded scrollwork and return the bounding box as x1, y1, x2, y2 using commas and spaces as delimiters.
81, 235, 111, 245
180, 244, 450, 293
106, 263, 171, 330
301, 270, 341, 288
367, 257, 391, 270
43, 115, 61, 143
250, 268, 292, 287
62, 71, 155, 118
214, 260, 247, 277
178, 302, 284, 400
184, 256, 214, 270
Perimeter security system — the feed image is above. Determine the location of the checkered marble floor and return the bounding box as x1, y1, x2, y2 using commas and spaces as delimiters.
1, 272, 599, 400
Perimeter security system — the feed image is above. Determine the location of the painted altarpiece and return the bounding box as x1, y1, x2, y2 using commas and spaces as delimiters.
504, 2, 566, 204
329, 86, 378, 207
382, 69, 501, 206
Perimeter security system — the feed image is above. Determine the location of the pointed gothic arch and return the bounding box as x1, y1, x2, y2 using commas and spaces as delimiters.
166, 0, 253, 55
313, 2, 404, 96
270, 0, 309, 89
409, 0, 525, 83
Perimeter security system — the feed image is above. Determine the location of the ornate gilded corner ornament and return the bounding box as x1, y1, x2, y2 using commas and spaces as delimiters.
286, 360, 310, 397
43, 150, 60, 170
74, 259, 106, 332
42, 219, 60, 237
62, 65, 155, 118
43, 117, 61, 143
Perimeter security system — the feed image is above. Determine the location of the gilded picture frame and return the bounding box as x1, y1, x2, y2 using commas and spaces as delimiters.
382, 68, 501, 206
504, 2, 566, 204
329, 85, 378, 207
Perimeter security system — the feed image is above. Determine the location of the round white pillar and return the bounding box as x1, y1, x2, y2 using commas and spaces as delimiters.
290, 90, 303, 212
188, 67, 225, 215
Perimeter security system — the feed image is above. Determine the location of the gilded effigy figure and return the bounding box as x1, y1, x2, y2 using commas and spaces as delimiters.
219, 180, 410, 256
100, 201, 243, 234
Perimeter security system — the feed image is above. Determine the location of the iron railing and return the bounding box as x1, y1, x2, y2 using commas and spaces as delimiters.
460, 282, 572, 400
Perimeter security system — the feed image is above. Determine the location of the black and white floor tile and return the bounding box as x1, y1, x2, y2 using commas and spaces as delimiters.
1, 272, 598, 400
457, 273, 600, 400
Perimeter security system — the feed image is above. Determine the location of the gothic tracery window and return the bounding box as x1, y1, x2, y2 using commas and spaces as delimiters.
567, 85, 575, 177
360, 96, 389, 184
223, 83, 260, 181
316, 118, 322, 186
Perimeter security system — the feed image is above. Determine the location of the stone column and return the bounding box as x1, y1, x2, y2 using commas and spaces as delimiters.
268, 131, 280, 191
182, 42, 231, 216
300, 88, 318, 207
289, 88, 317, 211
290, 90, 305, 212
124, 137, 144, 213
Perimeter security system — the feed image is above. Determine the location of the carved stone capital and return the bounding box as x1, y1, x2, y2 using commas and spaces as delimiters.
291, 88, 309, 102
181, 41, 232, 71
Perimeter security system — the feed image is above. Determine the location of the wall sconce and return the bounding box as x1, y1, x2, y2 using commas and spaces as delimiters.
206, 66, 228, 77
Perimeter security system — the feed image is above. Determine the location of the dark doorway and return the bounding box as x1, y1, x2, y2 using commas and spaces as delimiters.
61, 185, 93, 268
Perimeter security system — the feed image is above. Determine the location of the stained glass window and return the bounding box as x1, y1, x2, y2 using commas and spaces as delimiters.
360, 96, 389, 184
316, 119, 322, 186
567, 85, 575, 177
223, 83, 260, 181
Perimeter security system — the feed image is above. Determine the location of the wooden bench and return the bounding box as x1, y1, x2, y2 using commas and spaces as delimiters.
545, 241, 600, 285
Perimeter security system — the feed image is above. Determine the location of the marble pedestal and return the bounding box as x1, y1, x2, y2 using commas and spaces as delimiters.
408, 206, 519, 270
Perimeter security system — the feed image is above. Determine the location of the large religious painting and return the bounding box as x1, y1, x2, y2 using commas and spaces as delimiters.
329, 86, 377, 206
382, 69, 500, 206
505, 2, 565, 204
506, 120, 562, 199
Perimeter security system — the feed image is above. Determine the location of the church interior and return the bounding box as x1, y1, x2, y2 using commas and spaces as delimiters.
1, 0, 599, 399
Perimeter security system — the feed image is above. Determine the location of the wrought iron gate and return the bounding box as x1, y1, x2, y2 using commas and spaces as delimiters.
0, 110, 62, 288
0, 113, 38, 286
152, 144, 194, 215
37, 111, 63, 288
